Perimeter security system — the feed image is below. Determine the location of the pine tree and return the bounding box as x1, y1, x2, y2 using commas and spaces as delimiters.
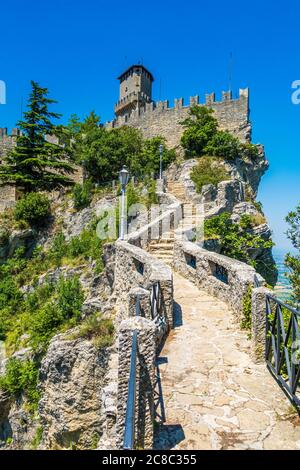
0, 81, 75, 192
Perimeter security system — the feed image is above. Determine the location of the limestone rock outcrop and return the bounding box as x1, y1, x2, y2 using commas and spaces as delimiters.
38, 334, 111, 449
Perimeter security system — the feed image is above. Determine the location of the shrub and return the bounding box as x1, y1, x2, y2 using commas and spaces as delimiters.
204, 131, 240, 160
241, 286, 252, 331
71, 312, 114, 349
204, 212, 274, 270
72, 180, 93, 210
0, 358, 40, 412
29, 276, 84, 351
180, 105, 260, 162
0, 228, 9, 246
181, 106, 218, 157
14, 192, 51, 225
31, 426, 43, 449
190, 157, 230, 193
242, 143, 259, 160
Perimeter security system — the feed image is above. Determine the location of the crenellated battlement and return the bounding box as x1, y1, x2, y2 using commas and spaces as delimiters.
0, 128, 21, 161
107, 88, 251, 146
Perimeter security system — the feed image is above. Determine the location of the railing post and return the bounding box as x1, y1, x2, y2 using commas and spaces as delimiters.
128, 287, 151, 319
251, 287, 271, 363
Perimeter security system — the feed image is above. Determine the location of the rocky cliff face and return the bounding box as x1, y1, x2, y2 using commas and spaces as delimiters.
38, 334, 111, 449
0, 191, 119, 450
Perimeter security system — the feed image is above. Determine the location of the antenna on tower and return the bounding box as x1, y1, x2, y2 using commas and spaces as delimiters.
20, 96, 23, 120
159, 78, 162, 100
228, 52, 233, 93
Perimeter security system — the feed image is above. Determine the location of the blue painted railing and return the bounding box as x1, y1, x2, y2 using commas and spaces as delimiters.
123, 330, 138, 449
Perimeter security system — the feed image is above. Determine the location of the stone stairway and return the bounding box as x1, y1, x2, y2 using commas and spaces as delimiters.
148, 231, 175, 265
148, 181, 198, 265
148, 204, 197, 265
167, 180, 187, 201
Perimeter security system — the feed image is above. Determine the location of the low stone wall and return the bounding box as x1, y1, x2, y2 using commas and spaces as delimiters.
173, 240, 264, 321
114, 240, 173, 330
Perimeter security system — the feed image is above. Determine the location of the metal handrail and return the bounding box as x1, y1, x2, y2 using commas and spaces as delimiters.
150, 281, 161, 319
265, 294, 300, 407
123, 330, 138, 450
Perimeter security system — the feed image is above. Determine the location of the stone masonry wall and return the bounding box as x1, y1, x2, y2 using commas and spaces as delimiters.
114, 240, 173, 329
173, 239, 264, 321
116, 316, 156, 449
107, 89, 250, 147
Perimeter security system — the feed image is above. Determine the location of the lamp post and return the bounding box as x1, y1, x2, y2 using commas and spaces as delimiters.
119, 165, 129, 240
159, 144, 163, 180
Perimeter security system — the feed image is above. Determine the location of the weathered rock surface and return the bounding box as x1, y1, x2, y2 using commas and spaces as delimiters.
38, 334, 111, 449
0, 228, 36, 262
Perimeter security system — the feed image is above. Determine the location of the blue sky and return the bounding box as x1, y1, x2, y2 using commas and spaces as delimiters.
0, 0, 299, 249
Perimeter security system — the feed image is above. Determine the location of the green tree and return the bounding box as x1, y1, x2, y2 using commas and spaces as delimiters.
180, 105, 259, 161
0, 81, 74, 192
285, 203, 300, 306
181, 106, 218, 157
14, 192, 51, 225
204, 131, 241, 160
72, 115, 175, 182
137, 136, 176, 177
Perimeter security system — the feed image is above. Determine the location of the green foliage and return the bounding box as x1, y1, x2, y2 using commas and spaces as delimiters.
31, 426, 43, 449
72, 180, 93, 210
285, 203, 300, 307
28, 277, 84, 351
0, 81, 75, 192
71, 312, 114, 350
0, 358, 40, 412
180, 105, 259, 161
241, 286, 252, 330
180, 106, 218, 157
137, 136, 176, 177
71, 114, 175, 182
204, 212, 273, 269
253, 201, 263, 213
286, 203, 300, 250
190, 157, 230, 193
0, 224, 105, 354
14, 192, 51, 226
204, 131, 240, 160
3, 275, 84, 355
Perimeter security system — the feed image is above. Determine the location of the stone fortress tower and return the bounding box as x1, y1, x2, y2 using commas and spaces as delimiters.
108, 64, 251, 148
114, 64, 154, 120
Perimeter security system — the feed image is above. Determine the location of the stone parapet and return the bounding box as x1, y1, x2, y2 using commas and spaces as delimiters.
114, 240, 173, 329
251, 286, 273, 363
173, 240, 264, 321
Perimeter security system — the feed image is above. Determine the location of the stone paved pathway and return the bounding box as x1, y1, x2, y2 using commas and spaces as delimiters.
155, 273, 300, 450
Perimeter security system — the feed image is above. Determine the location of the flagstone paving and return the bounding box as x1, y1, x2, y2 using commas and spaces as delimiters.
154, 273, 300, 450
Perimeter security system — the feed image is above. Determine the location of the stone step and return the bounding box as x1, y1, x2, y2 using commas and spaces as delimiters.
150, 247, 174, 255
149, 250, 174, 258
153, 255, 173, 263
150, 232, 174, 243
